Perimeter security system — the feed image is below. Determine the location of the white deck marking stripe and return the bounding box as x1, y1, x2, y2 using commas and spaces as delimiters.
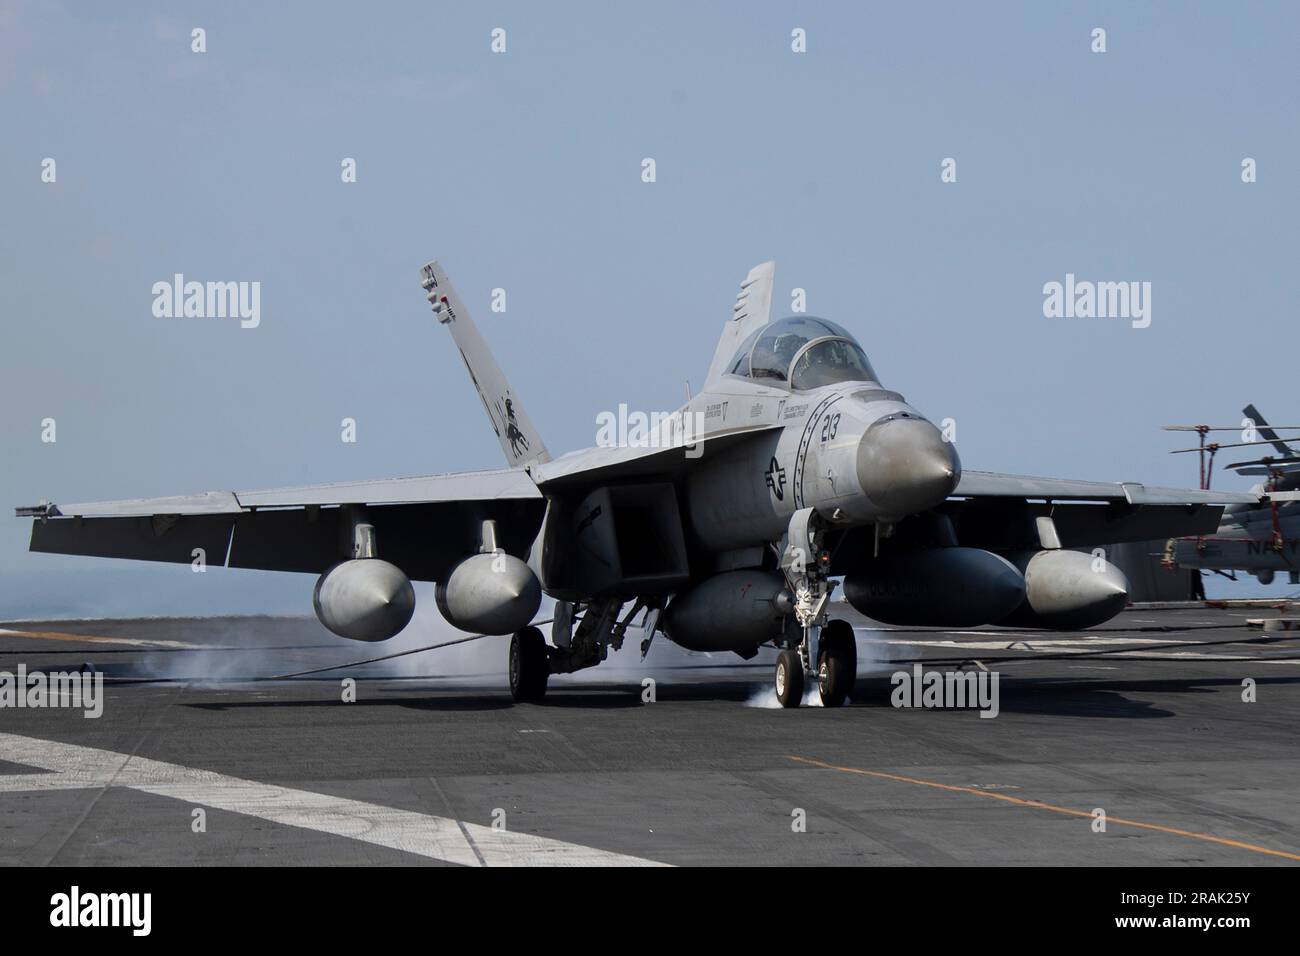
0, 732, 664, 867
867, 636, 1187, 649
0, 772, 95, 793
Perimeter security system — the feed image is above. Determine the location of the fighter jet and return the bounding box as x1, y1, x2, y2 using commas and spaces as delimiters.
17, 261, 1278, 707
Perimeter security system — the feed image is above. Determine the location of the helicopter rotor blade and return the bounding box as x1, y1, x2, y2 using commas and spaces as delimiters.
1163, 424, 1300, 432
1232, 465, 1300, 476
1170, 438, 1300, 453
1225, 455, 1300, 469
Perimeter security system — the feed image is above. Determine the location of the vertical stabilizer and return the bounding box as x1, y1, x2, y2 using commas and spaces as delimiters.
704, 261, 776, 387
1243, 404, 1296, 458
420, 261, 550, 467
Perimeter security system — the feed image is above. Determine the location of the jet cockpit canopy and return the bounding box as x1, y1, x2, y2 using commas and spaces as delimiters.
725, 316, 879, 390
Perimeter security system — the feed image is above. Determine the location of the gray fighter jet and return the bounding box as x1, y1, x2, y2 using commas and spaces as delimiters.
17, 261, 1279, 707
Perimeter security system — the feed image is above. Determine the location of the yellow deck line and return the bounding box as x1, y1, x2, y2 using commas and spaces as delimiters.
788, 755, 1300, 862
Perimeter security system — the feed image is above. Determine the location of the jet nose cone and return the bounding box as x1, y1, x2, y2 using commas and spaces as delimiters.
856, 416, 961, 517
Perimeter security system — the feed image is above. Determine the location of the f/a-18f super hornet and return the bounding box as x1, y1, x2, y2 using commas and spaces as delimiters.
18, 261, 1281, 707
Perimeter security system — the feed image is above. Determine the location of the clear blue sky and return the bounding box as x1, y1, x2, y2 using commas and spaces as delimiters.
3, 1, 1297, 615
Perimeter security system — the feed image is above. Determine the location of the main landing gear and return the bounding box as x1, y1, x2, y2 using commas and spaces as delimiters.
508, 626, 549, 702
773, 508, 858, 708
509, 597, 652, 703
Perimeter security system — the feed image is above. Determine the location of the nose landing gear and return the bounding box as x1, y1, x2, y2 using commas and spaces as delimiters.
773, 619, 856, 708
772, 508, 858, 708
815, 619, 857, 707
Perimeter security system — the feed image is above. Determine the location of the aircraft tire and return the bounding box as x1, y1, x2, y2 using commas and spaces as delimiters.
817, 620, 857, 707
509, 626, 549, 702
775, 649, 804, 708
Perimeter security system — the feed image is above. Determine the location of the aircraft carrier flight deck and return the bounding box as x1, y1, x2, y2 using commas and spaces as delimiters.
1, 605, 1296, 867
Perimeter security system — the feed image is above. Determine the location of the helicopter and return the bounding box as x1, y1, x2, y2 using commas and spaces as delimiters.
1164, 405, 1300, 586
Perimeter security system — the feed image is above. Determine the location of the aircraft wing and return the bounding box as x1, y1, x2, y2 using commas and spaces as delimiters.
940, 469, 1277, 551
952, 470, 1263, 505
18, 468, 544, 581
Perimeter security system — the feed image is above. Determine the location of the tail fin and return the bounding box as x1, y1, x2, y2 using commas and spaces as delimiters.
1243, 404, 1295, 457
420, 261, 550, 467
704, 261, 775, 388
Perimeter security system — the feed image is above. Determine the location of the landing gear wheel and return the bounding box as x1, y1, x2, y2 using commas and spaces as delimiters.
509, 626, 549, 702
816, 619, 857, 707
775, 649, 804, 708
